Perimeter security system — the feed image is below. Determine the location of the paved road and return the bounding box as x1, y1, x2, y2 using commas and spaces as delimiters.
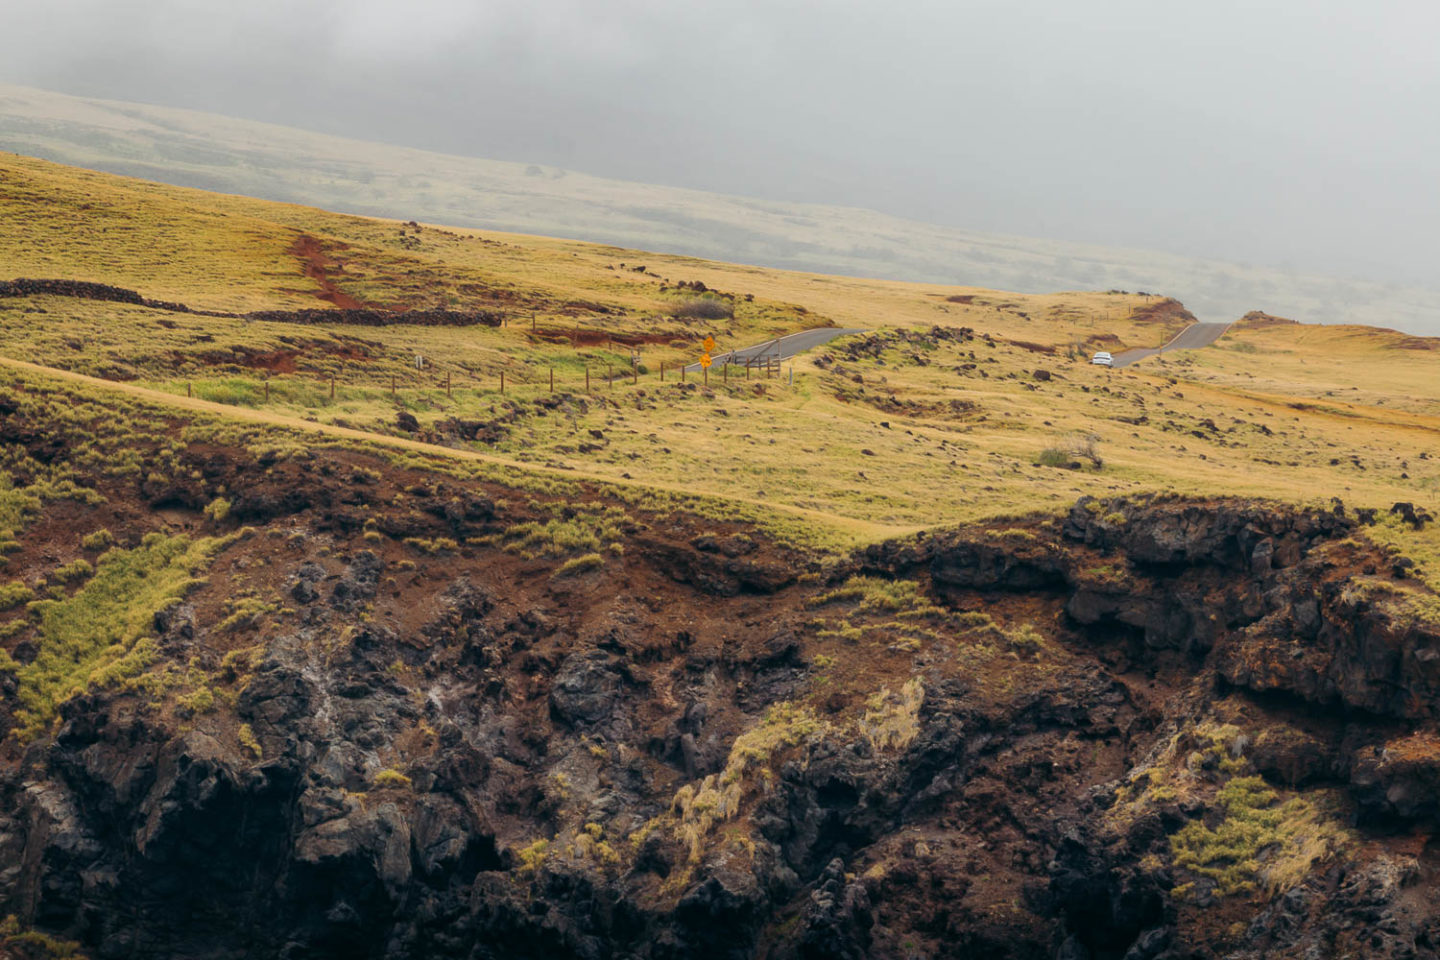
1112, 321, 1232, 368
684, 327, 866, 372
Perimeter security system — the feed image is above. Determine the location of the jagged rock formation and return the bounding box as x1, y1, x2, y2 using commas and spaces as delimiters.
3, 390, 1440, 958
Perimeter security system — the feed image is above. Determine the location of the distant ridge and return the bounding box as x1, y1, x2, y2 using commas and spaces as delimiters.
2, 83, 1436, 333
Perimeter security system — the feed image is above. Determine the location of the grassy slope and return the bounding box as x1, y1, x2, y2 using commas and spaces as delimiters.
3, 152, 1440, 571
3, 82, 1437, 332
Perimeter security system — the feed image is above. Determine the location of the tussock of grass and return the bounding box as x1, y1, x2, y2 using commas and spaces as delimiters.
500, 507, 626, 559
372, 768, 412, 789
217, 595, 282, 632
553, 552, 605, 578
80, 528, 115, 551
0, 581, 34, 613
238, 723, 262, 759
516, 838, 550, 874
402, 536, 459, 555
807, 575, 924, 613
860, 678, 924, 751
50, 558, 93, 584
1170, 776, 1348, 897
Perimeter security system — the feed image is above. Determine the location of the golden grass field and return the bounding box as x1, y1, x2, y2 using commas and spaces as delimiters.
3, 150, 1440, 571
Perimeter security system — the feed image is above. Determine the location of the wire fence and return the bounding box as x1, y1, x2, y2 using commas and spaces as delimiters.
179, 353, 792, 405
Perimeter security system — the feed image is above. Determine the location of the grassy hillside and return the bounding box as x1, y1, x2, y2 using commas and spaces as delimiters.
3, 153, 1440, 574
3, 83, 1437, 333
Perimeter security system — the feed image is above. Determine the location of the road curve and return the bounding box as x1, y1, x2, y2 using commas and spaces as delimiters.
1112, 321, 1232, 368
684, 327, 866, 372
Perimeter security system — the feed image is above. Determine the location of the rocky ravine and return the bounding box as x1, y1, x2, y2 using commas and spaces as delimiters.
2, 404, 1440, 958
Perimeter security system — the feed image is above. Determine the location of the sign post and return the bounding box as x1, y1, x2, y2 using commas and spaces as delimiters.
701, 336, 716, 386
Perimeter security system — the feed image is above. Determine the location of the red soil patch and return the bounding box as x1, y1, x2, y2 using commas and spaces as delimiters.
246, 350, 298, 373
289, 235, 367, 310
1234, 310, 1298, 330
1131, 297, 1198, 327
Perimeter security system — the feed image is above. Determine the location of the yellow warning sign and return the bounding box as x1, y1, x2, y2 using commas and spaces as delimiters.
699, 353, 713, 369
703, 336, 716, 352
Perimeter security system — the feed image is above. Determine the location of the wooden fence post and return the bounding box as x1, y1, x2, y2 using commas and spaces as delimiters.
264, 379, 270, 402
586, 367, 590, 392
500, 371, 505, 394
446, 372, 452, 398
550, 368, 554, 392
186, 382, 192, 398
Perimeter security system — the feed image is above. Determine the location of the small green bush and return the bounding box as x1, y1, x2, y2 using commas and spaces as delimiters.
81, 528, 115, 551
1036, 447, 1074, 468
51, 558, 93, 584
0, 581, 34, 613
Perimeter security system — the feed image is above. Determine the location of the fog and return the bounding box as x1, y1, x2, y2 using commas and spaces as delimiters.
6, 0, 1438, 290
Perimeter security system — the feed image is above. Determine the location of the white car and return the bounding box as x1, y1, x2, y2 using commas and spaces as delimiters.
1091, 351, 1113, 367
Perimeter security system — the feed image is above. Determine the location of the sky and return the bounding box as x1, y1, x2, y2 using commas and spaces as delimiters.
5, 0, 1437, 290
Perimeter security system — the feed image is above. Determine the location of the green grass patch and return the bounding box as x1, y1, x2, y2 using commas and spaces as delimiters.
1169, 775, 1347, 897
11, 531, 234, 741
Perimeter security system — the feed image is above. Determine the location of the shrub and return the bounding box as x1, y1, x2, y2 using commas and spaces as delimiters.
1036, 447, 1074, 468
0, 581, 34, 613
516, 838, 550, 873
203, 497, 232, 523
81, 528, 115, 551
1037, 434, 1103, 469
176, 686, 216, 716
51, 558, 93, 584
672, 296, 734, 320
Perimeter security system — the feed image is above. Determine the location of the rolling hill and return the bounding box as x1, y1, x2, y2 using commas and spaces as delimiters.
3, 82, 1437, 334
4, 154, 1440, 960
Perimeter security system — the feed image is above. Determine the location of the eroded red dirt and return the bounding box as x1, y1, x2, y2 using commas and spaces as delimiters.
289, 235, 369, 310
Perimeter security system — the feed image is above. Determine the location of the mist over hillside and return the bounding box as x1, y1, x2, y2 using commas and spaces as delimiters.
2, 83, 1436, 334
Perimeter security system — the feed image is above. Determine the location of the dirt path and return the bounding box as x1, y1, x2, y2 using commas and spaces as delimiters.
0, 355, 902, 543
